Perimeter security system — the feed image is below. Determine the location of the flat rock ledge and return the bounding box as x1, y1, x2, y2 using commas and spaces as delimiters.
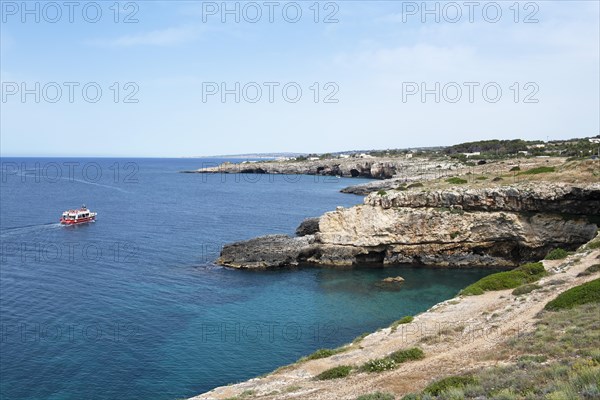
216, 184, 600, 269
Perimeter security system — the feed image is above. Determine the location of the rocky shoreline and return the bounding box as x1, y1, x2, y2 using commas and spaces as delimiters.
182, 158, 460, 180
193, 234, 600, 400
217, 183, 600, 269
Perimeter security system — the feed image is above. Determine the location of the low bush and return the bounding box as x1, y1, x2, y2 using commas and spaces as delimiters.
587, 240, 600, 250
377, 190, 387, 196
314, 365, 352, 380
461, 262, 546, 296
545, 248, 569, 260
512, 283, 541, 296
352, 332, 370, 344
356, 392, 395, 400
359, 348, 424, 373
408, 182, 424, 188
545, 278, 600, 311
509, 166, 521, 172
577, 264, 600, 277
390, 316, 414, 332
519, 166, 556, 175
303, 348, 340, 361
360, 358, 397, 373
389, 347, 425, 363
423, 375, 477, 396
446, 177, 468, 185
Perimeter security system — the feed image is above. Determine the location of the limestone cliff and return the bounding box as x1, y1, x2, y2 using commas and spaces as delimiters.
217, 183, 599, 269
184, 158, 458, 180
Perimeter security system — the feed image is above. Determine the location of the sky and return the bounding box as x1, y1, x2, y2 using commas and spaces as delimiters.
1, 0, 599, 157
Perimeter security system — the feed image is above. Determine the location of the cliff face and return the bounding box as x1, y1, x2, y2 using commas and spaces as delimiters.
366, 184, 600, 214
217, 184, 599, 269
314, 206, 597, 267
185, 159, 458, 180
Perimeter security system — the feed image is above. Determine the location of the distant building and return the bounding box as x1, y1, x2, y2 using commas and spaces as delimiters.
589, 138, 600, 144
462, 152, 481, 158
405, 153, 413, 159
338, 154, 350, 159
358, 153, 374, 158
518, 151, 529, 156
308, 157, 320, 161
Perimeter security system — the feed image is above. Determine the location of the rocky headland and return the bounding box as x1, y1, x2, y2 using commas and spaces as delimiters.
217, 183, 600, 269
182, 158, 459, 180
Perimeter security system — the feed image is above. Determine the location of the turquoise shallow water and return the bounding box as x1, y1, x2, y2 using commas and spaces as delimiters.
0, 158, 497, 399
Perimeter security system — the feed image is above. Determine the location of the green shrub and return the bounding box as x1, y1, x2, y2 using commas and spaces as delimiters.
303, 348, 339, 361
389, 347, 425, 363
519, 166, 556, 175
476, 176, 488, 180
390, 316, 414, 332
461, 262, 546, 296
359, 348, 424, 373
545, 279, 600, 311
360, 358, 397, 373
577, 264, 600, 277
510, 166, 521, 172
356, 393, 395, 400
424, 375, 477, 395
377, 190, 387, 196
587, 240, 600, 250
352, 332, 370, 344
408, 182, 424, 188
512, 283, 541, 296
446, 177, 468, 184
315, 365, 352, 380
545, 248, 569, 260
224, 390, 256, 400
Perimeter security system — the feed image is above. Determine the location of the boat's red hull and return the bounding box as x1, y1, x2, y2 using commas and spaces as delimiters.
60, 216, 96, 225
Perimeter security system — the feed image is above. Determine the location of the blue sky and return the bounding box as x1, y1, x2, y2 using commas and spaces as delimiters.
1, 0, 599, 157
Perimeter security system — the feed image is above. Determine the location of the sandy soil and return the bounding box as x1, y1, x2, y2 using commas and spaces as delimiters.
191, 239, 600, 400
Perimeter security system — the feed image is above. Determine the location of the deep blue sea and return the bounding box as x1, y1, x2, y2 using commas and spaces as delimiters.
0, 158, 497, 400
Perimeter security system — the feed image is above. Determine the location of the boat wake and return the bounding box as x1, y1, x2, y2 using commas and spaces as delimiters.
0, 222, 61, 238
6, 172, 132, 194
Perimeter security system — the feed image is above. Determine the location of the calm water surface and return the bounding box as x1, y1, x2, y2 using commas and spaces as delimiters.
0, 158, 497, 400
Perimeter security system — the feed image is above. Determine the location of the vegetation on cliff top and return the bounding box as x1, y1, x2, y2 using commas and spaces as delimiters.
360, 348, 425, 373
314, 365, 352, 380
446, 177, 468, 184
519, 166, 556, 175
545, 278, 600, 311
390, 316, 414, 333
401, 302, 600, 400
460, 262, 546, 296
545, 248, 570, 260
356, 392, 395, 400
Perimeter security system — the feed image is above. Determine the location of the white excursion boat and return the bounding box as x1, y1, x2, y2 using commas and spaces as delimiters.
60, 205, 97, 225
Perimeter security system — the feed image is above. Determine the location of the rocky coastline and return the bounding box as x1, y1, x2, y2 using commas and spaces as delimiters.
217, 183, 600, 269
182, 158, 460, 180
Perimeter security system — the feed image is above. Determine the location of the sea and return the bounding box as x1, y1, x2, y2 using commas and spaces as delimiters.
0, 158, 498, 400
